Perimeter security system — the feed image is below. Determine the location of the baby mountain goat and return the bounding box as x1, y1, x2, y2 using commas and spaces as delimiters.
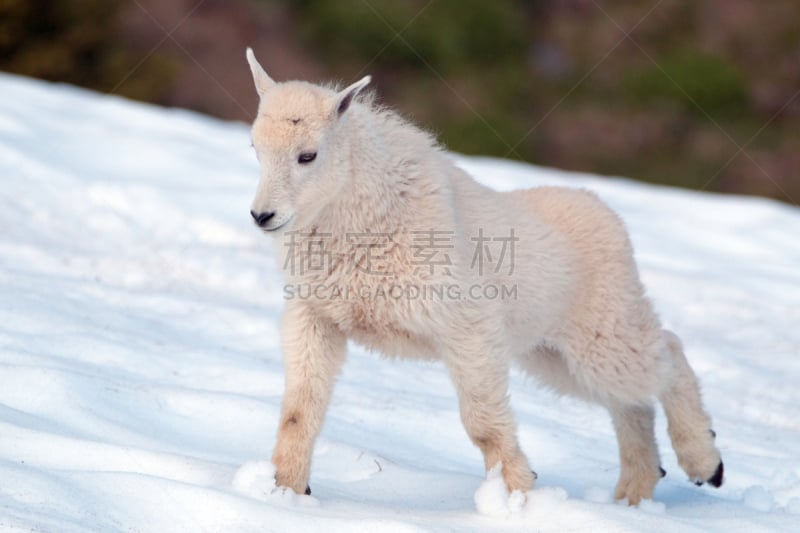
244, 48, 723, 505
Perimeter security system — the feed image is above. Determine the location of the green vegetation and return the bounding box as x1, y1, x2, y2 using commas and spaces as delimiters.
0, 0, 175, 101
623, 53, 748, 119
1, 0, 796, 202
291, 0, 798, 203
298, 0, 529, 72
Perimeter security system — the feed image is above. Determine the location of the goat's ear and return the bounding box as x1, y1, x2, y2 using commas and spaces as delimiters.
246, 47, 275, 97
333, 75, 371, 116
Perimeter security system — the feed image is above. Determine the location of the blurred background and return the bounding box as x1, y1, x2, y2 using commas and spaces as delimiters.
1, 0, 798, 203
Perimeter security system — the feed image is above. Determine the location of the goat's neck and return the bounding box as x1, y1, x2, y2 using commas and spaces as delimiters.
315, 111, 402, 236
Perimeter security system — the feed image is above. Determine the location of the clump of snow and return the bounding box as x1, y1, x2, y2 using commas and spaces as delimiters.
637, 499, 667, 514
474, 463, 514, 517
232, 460, 319, 508
742, 486, 775, 512
232, 460, 277, 501
474, 464, 571, 519
507, 489, 528, 513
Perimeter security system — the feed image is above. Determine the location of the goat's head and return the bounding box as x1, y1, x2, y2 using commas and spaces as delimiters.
245, 48, 370, 232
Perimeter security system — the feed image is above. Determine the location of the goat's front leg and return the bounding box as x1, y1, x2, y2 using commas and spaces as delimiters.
443, 333, 535, 494
272, 302, 346, 494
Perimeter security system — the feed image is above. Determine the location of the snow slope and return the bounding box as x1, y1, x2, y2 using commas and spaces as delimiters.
1, 72, 799, 532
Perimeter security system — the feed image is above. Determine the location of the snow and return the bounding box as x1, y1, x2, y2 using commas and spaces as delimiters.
1, 72, 799, 532
232, 460, 319, 509
473, 463, 524, 517
743, 486, 776, 513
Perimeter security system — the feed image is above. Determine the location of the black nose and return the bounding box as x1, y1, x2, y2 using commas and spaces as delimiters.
250, 210, 276, 227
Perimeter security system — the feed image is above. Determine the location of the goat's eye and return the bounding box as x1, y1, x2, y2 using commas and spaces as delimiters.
298, 152, 317, 164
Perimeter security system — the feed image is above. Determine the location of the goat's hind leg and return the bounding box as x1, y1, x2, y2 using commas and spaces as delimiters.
522, 343, 663, 504
609, 402, 664, 505
658, 331, 723, 487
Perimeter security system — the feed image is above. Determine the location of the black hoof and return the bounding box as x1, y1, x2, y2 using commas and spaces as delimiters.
710, 429, 717, 439
659, 466, 667, 478
304, 485, 312, 495
707, 461, 724, 488
531, 470, 538, 480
